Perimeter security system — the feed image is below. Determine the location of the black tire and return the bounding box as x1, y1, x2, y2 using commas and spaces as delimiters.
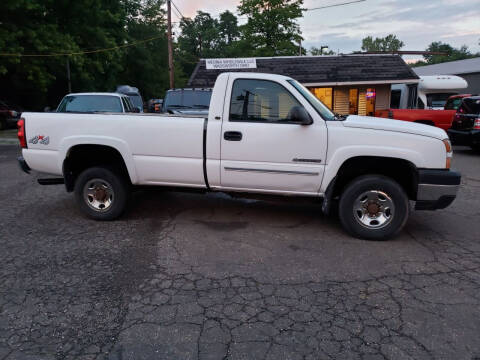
338, 175, 409, 241
0, 119, 6, 131
74, 166, 130, 220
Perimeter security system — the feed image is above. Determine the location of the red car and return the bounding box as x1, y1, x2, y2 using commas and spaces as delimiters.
376, 94, 473, 131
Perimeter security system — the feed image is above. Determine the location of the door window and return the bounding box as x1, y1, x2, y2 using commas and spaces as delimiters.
229, 79, 302, 123
349, 89, 359, 114
366, 88, 376, 116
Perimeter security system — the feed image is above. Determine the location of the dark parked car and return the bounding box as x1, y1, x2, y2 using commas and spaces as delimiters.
444, 94, 473, 110
0, 100, 21, 130
448, 96, 480, 151
163, 88, 212, 116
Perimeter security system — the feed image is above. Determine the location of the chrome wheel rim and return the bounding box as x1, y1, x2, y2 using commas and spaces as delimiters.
353, 190, 394, 229
83, 178, 114, 212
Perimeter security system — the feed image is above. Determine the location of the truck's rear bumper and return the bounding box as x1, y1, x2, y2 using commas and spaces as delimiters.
415, 169, 461, 210
17, 156, 31, 174
447, 128, 480, 147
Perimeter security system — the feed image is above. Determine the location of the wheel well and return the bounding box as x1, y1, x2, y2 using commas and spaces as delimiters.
63, 144, 130, 192
332, 156, 418, 200
414, 120, 435, 126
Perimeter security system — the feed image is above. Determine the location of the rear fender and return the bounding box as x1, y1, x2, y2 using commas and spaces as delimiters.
59, 136, 138, 183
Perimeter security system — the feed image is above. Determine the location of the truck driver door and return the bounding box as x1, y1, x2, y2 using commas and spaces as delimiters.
219, 77, 328, 195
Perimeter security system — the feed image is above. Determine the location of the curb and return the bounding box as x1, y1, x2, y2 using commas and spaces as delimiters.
0, 138, 19, 145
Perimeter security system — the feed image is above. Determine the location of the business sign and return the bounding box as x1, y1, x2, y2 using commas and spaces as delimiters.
205, 58, 257, 70
366, 88, 376, 99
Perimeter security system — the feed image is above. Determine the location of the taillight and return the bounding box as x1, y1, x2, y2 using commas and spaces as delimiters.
474, 118, 480, 130
17, 118, 27, 148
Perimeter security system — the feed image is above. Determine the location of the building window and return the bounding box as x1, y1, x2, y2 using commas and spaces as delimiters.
390, 89, 401, 109
349, 88, 359, 114
308, 87, 333, 109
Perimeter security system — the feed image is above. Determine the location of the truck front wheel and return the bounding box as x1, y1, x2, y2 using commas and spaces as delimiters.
74, 166, 130, 220
338, 175, 409, 240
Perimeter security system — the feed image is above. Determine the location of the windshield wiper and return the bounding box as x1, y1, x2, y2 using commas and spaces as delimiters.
192, 104, 209, 108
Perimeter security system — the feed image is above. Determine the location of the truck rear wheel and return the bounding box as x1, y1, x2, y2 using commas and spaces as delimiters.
74, 166, 130, 220
338, 175, 409, 240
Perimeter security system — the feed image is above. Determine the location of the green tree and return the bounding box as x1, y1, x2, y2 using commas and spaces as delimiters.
177, 11, 222, 80
218, 10, 240, 45
421, 41, 474, 65
178, 11, 220, 58
361, 34, 404, 52
237, 0, 304, 56
0, 0, 174, 110
118, 0, 172, 99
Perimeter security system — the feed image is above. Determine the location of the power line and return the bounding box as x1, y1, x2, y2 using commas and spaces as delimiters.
171, 0, 185, 19
172, 1, 185, 18
0, 35, 165, 57
305, 0, 366, 11
171, 6, 183, 21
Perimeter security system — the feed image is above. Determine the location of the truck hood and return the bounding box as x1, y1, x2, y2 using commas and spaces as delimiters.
342, 115, 447, 140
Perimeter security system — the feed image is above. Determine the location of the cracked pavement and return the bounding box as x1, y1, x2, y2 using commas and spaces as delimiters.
1, 144, 480, 359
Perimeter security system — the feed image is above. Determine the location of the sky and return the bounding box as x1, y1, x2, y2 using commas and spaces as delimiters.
172, 0, 480, 60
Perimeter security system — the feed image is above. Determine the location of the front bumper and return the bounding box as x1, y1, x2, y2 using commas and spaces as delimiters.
415, 169, 461, 210
447, 128, 480, 147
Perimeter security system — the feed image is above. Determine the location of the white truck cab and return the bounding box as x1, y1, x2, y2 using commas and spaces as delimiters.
17, 72, 461, 240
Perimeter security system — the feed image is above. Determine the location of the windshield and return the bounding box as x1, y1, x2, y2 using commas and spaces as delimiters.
57, 95, 123, 112
426, 93, 457, 109
164, 90, 212, 110
287, 80, 335, 120
444, 97, 464, 110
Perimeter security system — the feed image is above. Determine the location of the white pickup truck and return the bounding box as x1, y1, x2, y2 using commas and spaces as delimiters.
17, 72, 461, 240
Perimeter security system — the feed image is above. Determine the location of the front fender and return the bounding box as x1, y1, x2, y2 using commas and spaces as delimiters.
321, 144, 443, 193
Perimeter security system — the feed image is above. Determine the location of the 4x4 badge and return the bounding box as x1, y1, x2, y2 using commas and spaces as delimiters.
29, 135, 50, 145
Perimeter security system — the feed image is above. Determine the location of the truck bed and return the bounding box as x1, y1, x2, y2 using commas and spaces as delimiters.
22, 112, 207, 186
375, 109, 456, 130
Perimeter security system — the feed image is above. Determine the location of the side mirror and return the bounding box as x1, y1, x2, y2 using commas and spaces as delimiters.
44, 106, 51, 112
132, 107, 141, 113
288, 106, 313, 125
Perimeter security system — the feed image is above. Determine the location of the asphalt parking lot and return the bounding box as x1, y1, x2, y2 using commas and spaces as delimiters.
1, 144, 480, 360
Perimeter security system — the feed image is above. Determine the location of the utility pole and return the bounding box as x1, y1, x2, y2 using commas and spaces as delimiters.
167, 0, 174, 89
66, 57, 72, 93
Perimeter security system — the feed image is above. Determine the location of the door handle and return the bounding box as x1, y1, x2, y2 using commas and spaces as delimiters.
224, 131, 242, 141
